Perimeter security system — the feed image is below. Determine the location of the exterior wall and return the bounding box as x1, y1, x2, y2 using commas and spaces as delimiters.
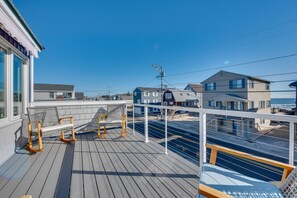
34, 90, 75, 101
202, 71, 248, 108
133, 88, 161, 113
0, 120, 22, 165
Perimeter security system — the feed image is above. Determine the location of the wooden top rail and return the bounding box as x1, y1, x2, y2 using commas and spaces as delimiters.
206, 144, 295, 171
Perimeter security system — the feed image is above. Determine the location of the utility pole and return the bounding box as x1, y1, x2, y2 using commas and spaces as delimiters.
152, 65, 165, 119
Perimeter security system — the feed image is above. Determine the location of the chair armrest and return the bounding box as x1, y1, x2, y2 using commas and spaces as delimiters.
198, 184, 233, 198
59, 116, 74, 124
59, 116, 73, 121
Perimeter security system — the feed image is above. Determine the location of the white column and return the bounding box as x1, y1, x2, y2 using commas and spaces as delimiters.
144, 106, 149, 143
29, 54, 34, 104
199, 112, 207, 168
133, 105, 135, 134
165, 108, 168, 155
22, 61, 29, 114
289, 122, 295, 165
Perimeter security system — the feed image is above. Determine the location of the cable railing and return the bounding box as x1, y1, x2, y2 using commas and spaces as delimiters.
130, 103, 297, 181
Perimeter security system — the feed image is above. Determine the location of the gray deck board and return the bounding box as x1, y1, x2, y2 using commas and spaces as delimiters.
9, 140, 55, 198
0, 128, 199, 198
39, 141, 67, 198
70, 135, 84, 198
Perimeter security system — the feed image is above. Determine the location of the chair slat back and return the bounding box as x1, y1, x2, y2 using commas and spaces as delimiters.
27, 106, 60, 129
106, 104, 125, 121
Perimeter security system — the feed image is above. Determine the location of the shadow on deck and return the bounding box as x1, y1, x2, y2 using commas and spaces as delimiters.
0, 128, 199, 198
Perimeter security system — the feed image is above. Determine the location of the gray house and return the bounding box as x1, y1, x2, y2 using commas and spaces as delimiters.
163, 89, 200, 108
202, 70, 271, 136
133, 87, 162, 114
184, 83, 203, 108
34, 83, 75, 101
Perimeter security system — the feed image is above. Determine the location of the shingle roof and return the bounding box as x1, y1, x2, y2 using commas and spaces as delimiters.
201, 70, 270, 84
135, 87, 161, 92
34, 83, 74, 91
186, 84, 202, 92
167, 90, 198, 102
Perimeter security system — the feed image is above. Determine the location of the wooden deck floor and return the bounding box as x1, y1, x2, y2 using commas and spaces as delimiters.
0, 128, 199, 198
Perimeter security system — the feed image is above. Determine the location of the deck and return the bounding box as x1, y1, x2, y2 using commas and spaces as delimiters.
0, 128, 199, 198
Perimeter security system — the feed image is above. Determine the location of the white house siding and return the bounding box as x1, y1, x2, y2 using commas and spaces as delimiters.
0, 1, 42, 165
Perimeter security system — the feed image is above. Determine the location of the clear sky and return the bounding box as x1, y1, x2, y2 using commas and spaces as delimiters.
14, 0, 297, 98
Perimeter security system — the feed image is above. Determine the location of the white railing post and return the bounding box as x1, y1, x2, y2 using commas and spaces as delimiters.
132, 105, 135, 134
165, 108, 168, 155
199, 112, 207, 168
289, 121, 295, 165
145, 106, 149, 143
125, 104, 128, 130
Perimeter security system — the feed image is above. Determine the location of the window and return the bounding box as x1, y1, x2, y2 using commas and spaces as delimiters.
266, 83, 270, 90
205, 83, 216, 91
249, 80, 254, 88
152, 92, 158, 96
165, 93, 172, 99
49, 92, 54, 98
0, 49, 6, 119
13, 55, 22, 116
266, 100, 271, 108
229, 79, 245, 89
259, 101, 265, 109
144, 99, 149, 104
144, 92, 149, 96
134, 91, 137, 96
249, 101, 254, 109
260, 119, 265, 124
249, 120, 253, 128
208, 100, 214, 107
63, 92, 72, 99
152, 99, 158, 103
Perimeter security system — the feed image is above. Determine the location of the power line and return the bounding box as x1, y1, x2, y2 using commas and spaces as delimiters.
166, 53, 297, 77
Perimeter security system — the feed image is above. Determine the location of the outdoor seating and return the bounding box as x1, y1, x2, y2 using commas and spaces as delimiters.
97, 104, 127, 138
198, 144, 296, 198
27, 106, 76, 152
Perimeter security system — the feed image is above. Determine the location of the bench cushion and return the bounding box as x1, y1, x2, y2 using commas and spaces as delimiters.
99, 120, 123, 125
199, 163, 284, 198
32, 123, 73, 134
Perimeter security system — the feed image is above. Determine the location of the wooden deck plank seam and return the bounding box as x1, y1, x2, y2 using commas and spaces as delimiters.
108, 132, 179, 198
9, 140, 56, 197
102, 134, 147, 198
105, 133, 163, 198
0, 140, 51, 193
126, 131, 198, 188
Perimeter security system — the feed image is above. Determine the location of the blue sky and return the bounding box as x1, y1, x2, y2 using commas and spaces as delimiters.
14, 0, 297, 98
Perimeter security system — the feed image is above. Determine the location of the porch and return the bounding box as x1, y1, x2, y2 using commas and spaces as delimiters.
0, 128, 198, 198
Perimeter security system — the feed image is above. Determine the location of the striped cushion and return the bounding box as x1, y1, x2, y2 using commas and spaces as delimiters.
198, 163, 284, 198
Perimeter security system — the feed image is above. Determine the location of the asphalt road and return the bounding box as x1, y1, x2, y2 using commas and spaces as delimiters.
129, 121, 286, 182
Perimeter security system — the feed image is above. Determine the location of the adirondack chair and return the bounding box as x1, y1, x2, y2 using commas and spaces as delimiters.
27, 106, 76, 152
97, 104, 127, 138
198, 144, 297, 198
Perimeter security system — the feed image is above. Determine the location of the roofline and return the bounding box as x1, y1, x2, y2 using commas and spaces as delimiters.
201, 70, 270, 83
4, 0, 44, 51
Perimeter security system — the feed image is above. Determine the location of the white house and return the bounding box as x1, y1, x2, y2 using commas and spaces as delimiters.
0, 0, 43, 164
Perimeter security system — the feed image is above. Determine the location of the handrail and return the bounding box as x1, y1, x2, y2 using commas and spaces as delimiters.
133, 103, 297, 123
